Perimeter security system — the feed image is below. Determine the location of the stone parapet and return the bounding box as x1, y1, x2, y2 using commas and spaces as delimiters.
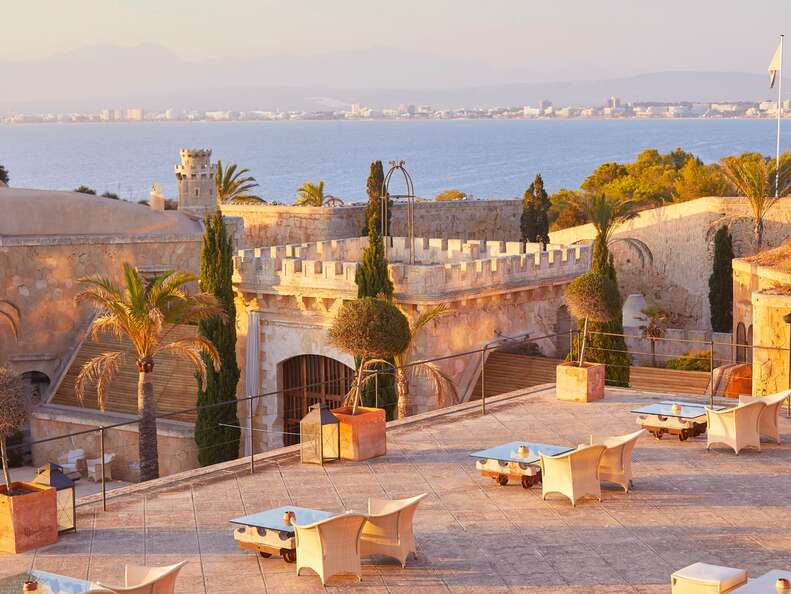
234, 236, 590, 299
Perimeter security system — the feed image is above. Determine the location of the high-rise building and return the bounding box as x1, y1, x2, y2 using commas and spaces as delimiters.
126, 108, 144, 121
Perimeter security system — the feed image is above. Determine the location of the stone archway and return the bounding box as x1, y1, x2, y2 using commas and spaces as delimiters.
280, 355, 355, 446
20, 371, 51, 405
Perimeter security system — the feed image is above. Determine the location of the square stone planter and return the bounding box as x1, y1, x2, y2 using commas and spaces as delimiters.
556, 362, 605, 403
0, 482, 58, 554
331, 406, 386, 461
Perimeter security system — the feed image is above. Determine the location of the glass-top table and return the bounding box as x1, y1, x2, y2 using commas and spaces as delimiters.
631, 400, 728, 441
230, 505, 333, 563
0, 570, 93, 594
732, 569, 791, 593
470, 441, 574, 489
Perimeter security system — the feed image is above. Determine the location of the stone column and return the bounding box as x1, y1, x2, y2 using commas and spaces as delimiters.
243, 311, 261, 455
751, 290, 791, 395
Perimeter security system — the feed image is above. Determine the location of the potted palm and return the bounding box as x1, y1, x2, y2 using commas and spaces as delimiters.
556, 272, 621, 402
0, 368, 58, 554
328, 298, 410, 460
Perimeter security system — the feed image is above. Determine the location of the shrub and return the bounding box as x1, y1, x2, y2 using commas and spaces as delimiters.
666, 350, 711, 372
0, 368, 30, 493
565, 272, 621, 323
329, 298, 410, 360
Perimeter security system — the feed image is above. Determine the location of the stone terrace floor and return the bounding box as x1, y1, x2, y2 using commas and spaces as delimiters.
3, 386, 791, 593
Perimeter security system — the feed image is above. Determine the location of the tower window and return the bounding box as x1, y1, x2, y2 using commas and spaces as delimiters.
195, 188, 200, 197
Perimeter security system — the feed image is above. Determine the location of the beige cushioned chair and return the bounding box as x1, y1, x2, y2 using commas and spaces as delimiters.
96, 560, 187, 594
295, 512, 367, 585
706, 400, 765, 455
540, 444, 606, 506
360, 493, 427, 567
739, 389, 790, 444
590, 429, 646, 492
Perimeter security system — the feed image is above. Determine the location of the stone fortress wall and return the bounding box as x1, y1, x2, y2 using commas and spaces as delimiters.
550, 197, 791, 330
221, 198, 523, 248
234, 235, 589, 450
235, 236, 589, 300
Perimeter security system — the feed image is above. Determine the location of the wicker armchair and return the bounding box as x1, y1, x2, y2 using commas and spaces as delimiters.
360, 493, 427, 567
540, 444, 606, 506
706, 401, 765, 455
294, 512, 367, 585
96, 560, 187, 594
739, 389, 790, 444
590, 429, 646, 492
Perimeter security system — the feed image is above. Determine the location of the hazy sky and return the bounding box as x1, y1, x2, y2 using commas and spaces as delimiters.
4, 0, 790, 82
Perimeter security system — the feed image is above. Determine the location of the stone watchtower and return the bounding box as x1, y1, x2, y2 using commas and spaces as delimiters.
175, 148, 216, 215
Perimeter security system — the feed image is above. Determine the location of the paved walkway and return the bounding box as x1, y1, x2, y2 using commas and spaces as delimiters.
3, 387, 790, 593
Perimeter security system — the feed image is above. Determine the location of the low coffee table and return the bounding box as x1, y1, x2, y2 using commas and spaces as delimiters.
732, 569, 791, 592
0, 570, 93, 594
230, 505, 332, 563
470, 441, 573, 488
630, 400, 727, 441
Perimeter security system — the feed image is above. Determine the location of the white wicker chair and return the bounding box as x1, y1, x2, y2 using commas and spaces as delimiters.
57, 448, 86, 477
294, 512, 367, 585
360, 493, 427, 567
86, 453, 115, 482
739, 389, 790, 444
706, 401, 765, 455
96, 560, 187, 594
590, 429, 646, 492
540, 444, 606, 506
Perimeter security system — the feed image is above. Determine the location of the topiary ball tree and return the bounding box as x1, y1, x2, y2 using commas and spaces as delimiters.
329, 298, 410, 413
0, 368, 29, 495
564, 272, 621, 367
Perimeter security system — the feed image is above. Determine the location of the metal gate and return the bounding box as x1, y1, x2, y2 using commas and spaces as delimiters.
281, 355, 354, 446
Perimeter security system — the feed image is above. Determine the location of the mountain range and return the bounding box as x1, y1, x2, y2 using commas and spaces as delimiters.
1, 44, 785, 113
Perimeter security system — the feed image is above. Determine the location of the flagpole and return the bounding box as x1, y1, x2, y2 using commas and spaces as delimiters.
776, 34, 784, 198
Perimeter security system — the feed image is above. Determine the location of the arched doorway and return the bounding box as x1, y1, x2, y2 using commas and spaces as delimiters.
281, 355, 354, 446
20, 371, 51, 404
735, 322, 747, 363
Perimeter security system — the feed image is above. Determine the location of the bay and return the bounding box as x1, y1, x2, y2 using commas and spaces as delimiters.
0, 118, 788, 203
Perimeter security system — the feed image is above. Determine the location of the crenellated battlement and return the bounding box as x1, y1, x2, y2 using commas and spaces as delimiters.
234, 236, 590, 300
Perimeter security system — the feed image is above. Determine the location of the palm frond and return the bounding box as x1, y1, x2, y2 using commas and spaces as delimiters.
74, 351, 125, 411
412, 362, 458, 408
156, 336, 221, 387
89, 314, 124, 341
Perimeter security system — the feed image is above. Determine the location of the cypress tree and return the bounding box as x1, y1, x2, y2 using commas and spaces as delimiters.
709, 226, 734, 332
571, 241, 631, 386
363, 161, 389, 236
195, 211, 241, 466
355, 163, 397, 416
520, 174, 551, 244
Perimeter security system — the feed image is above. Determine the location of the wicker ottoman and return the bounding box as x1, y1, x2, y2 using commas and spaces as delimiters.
671, 562, 747, 594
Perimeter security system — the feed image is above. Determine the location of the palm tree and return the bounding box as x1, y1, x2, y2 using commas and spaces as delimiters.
639, 306, 668, 367
392, 304, 457, 419
720, 152, 791, 251
565, 193, 652, 269
215, 161, 264, 205
74, 264, 224, 481
295, 181, 326, 206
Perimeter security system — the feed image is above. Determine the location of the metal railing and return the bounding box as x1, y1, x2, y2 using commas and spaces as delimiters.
8, 328, 790, 511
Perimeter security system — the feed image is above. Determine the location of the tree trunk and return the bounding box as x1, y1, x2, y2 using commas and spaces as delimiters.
137, 359, 159, 482
0, 439, 13, 495
650, 340, 657, 368
396, 367, 410, 419
754, 217, 764, 253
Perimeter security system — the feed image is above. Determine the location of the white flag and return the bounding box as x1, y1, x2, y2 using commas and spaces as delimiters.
769, 40, 783, 88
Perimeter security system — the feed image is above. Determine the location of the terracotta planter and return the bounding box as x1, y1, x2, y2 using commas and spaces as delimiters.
555, 362, 605, 403
330, 406, 386, 461
0, 482, 58, 554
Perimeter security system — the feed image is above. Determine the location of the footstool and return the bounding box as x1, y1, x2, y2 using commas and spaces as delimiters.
671, 562, 748, 594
